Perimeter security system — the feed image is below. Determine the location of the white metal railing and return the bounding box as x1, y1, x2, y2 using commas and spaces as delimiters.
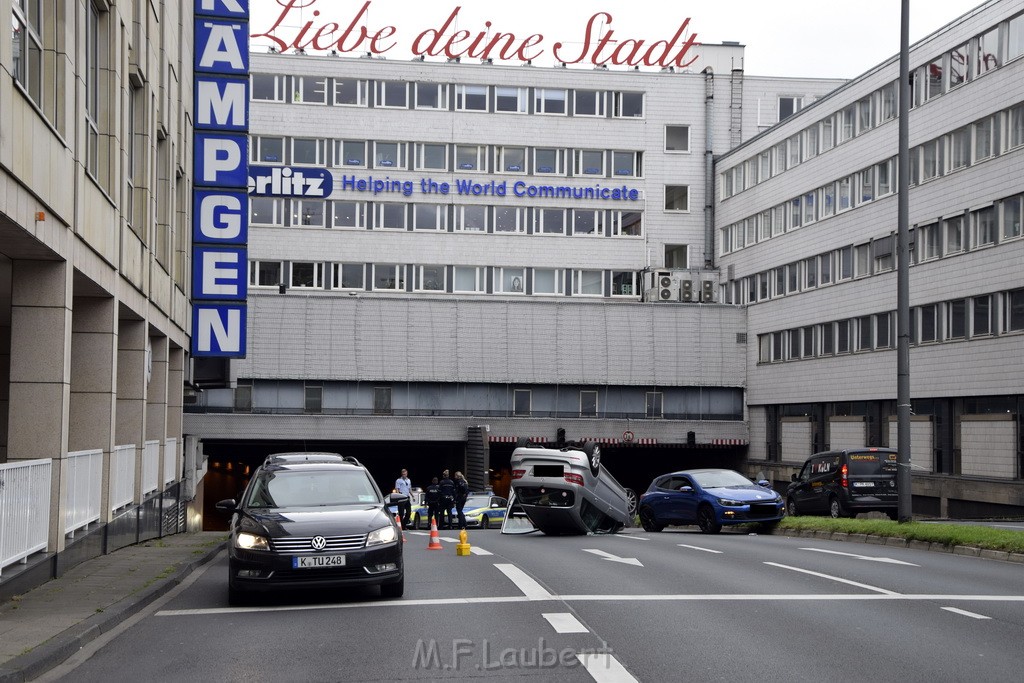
110, 444, 137, 512
141, 440, 160, 495
64, 449, 103, 537
0, 459, 52, 576
163, 437, 178, 485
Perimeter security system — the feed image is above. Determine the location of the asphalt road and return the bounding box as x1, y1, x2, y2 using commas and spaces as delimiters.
40, 527, 1024, 682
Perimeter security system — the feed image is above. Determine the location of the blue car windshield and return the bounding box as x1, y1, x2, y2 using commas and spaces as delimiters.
690, 470, 754, 489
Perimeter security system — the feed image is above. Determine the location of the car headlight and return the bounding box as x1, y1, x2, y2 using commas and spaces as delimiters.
235, 532, 270, 551
367, 524, 398, 546
717, 498, 745, 506
773, 494, 783, 503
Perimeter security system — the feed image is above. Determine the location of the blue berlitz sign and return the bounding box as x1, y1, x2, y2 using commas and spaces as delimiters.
192, 0, 249, 358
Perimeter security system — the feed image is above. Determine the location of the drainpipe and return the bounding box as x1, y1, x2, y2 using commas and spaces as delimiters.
703, 67, 715, 269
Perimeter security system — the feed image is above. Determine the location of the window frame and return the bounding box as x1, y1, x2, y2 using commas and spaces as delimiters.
535, 88, 568, 115
372, 264, 406, 292
333, 78, 369, 106
455, 84, 488, 112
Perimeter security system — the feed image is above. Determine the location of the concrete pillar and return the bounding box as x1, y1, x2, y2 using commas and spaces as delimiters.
69, 296, 117, 521
167, 346, 184, 483
147, 335, 168, 489
8, 260, 72, 552
0, 257, 11, 461
117, 318, 147, 503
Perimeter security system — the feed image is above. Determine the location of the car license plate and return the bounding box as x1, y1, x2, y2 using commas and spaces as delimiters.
293, 554, 346, 568
852, 482, 874, 487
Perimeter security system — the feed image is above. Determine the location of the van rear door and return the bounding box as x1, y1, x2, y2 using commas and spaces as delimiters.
845, 450, 898, 499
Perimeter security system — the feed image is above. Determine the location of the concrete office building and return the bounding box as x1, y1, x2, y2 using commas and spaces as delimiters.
1, 0, 195, 588
183, 36, 846, 498
717, 0, 1024, 515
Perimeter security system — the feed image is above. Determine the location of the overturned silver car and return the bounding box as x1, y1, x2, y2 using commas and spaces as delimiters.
507, 440, 637, 535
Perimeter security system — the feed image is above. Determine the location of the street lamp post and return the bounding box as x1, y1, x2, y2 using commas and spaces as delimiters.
896, 0, 913, 523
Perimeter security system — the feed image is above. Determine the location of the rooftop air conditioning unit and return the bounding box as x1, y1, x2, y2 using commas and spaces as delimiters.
700, 280, 715, 303
656, 271, 679, 301
680, 279, 695, 302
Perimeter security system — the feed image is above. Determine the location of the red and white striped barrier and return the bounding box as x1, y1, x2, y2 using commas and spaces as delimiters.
490, 436, 549, 443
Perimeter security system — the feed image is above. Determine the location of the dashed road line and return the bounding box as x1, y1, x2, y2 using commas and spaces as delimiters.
469, 546, 493, 556
678, 544, 723, 554
494, 563, 553, 599
576, 652, 639, 682
800, 547, 919, 566
941, 606, 991, 619
542, 612, 589, 633
764, 562, 901, 595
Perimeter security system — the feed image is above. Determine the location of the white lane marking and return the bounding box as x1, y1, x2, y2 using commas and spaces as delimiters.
941, 606, 991, 620
543, 612, 589, 634
576, 653, 639, 683
582, 549, 643, 567
613, 535, 649, 541
764, 562, 901, 595
494, 563, 553, 599
469, 546, 493, 556
678, 544, 723, 554
157, 594, 1024, 617
408, 531, 427, 536
800, 547, 919, 566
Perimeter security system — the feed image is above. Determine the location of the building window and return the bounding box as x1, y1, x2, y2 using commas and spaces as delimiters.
977, 26, 1000, 76
612, 91, 644, 118
537, 208, 566, 235
494, 207, 526, 233
373, 387, 392, 415
304, 383, 323, 414
250, 261, 283, 288
945, 215, 964, 253
1010, 103, 1024, 150
293, 200, 326, 228
415, 143, 448, 171
332, 263, 365, 290
415, 265, 446, 292
456, 84, 488, 111
819, 253, 832, 285
372, 264, 406, 291
335, 140, 367, 167
376, 80, 408, 108
373, 141, 406, 169
495, 268, 525, 294
572, 209, 604, 236
252, 136, 285, 163
665, 125, 690, 152
611, 271, 637, 296
413, 204, 444, 231
535, 88, 567, 115
838, 176, 853, 212
950, 126, 971, 171
1010, 13, 1024, 61
974, 116, 996, 161
1006, 289, 1024, 332
1003, 194, 1023, 240
532, 269, 564, 296
820, 117, 835, 151
878, 81, 897, 122
498, 146, 527, 173
251, 73, 285, 101
971, 206, 996, 247
837, 320, 851, 354
778, 96, 803, 121
513, 389, 531, 417
665, 186, 689, 212
580, 391, 598, 418
840, 104, 856, 142
334, 78, 368, 105
332, 201, 366, 229
292, 138, 328, 166
922, 139, 942, 181
290, 262, 324, 289
12, 0, 44, 105
876, 312, 892, 349
375, 203, 407, 230
612, 151, 642, 177
534, 148, 566, 175
973, 295, 992, 336
946, 299, 966, 340
920, 304, 939, 343
415, 82, 448, 109
294, 76, 327, 104
665, 244, 688, 269
920, 223, 940, 260
574, 89, 606, 117
455, 205, 488, 232
645, 392, 663, 418
455, 144, 487, 171
453, 266, 484, 293
855, 316, 872, 351
573, 270, 604, 296
495, 86, 527, 113
576, 150, 605, 176
821, 323, 835, 355
250, 197, 285, 226
873, 236, 894, 272
85, 1, 102, 180
949, 43, 969, 87
771, 331, 784, 361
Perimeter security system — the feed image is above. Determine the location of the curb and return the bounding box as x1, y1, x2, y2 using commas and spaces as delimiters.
0, 542, 225, 683
778, 530, 1024, 564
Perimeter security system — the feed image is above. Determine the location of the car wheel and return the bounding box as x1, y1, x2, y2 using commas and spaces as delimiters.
697, 505, 722, 534
515, 436, 531, 448
786, 497, 799, 517
582, 441, 601, 477
624, 488, 638, 516
639, 507, 663, 532
414, 513, 422, 529
380, 576, 404, 599
481, 516, 490, 529
829, 496, 846, 518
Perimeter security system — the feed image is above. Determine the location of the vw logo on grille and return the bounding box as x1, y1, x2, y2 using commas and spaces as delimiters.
310, 536, 327, 551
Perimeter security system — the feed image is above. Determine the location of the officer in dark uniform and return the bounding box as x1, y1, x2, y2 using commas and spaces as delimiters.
438, 469, 456, 530
425, 477, 441, 529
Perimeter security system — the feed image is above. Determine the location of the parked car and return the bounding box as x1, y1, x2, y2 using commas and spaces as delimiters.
637, 469, 785, 534
786, 447, 899, 519
510, 440, 637, 535
216, 455, 404, 605
462, 494, 508, 529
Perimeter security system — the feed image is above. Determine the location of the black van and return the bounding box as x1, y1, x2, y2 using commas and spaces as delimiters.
785, 448, 899, 519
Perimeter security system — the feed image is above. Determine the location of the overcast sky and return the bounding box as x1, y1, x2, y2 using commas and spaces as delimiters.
248, 0, 987, 79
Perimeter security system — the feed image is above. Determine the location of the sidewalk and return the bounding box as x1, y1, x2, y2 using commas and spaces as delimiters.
0, 532, 226, 683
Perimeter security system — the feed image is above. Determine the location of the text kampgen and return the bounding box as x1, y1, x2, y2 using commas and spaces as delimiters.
253, 1, 700, 69
339, 176, 641, 202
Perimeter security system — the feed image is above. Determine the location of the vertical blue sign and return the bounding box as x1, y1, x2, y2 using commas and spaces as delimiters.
192, 0, 249, 357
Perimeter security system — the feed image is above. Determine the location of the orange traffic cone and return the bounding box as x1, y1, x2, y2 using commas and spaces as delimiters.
394, 514, 406, 543
427, 516, 443, 550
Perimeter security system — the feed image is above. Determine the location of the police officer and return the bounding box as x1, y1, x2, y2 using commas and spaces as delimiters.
438, 469, 456, 530
425, 477, 441, 529
454, 471, 470, 529
394, 468, 412, 528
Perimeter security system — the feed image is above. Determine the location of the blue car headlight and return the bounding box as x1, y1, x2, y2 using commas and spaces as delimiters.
717, 498, 746, 507
367, 525, 398, 546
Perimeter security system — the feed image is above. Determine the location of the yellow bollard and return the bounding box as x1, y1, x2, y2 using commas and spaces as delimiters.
456, 528, 471, 556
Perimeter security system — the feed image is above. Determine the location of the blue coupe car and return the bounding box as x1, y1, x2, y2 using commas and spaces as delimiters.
637, 469, 785, 534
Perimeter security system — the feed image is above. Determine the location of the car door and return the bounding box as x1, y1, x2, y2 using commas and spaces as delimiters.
802, 455, 839, 513
673, 475, 700, 523
645, 476, 681, 521
789, 459, 818, 513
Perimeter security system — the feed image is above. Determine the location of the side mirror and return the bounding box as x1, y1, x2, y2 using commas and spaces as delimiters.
679, 486, 694, 494
215, 499, 237, 512
757, 479, 771, 488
